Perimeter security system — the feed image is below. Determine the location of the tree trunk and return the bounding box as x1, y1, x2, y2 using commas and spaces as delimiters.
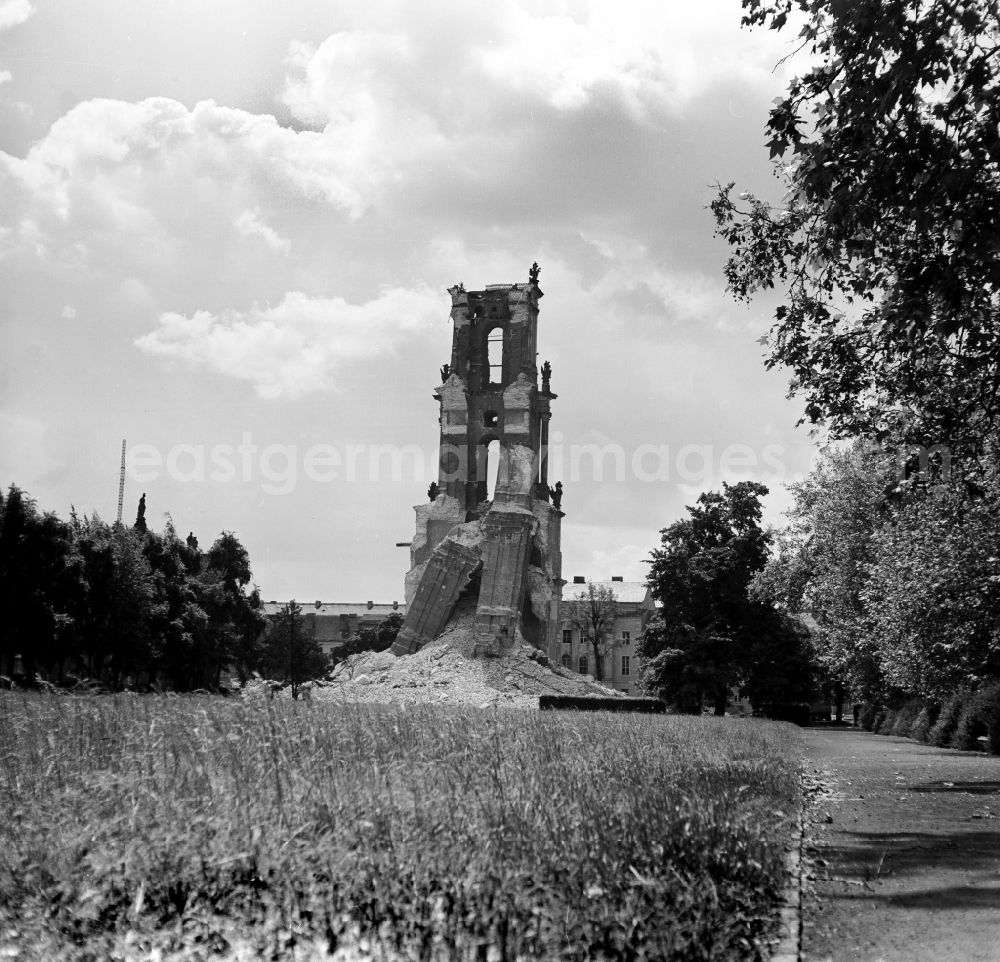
592, 639, 604, 681
834, 680, 845, 723
713, 685, 727, 716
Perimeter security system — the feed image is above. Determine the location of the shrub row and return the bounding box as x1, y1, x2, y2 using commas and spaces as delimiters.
538, 694, 667, 712
857, 682, 1000, 754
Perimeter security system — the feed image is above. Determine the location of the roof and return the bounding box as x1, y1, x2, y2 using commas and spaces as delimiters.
564, 581, 653, 605
262, 601, 406, 618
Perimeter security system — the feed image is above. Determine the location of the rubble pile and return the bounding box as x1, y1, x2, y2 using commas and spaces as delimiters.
309, 601, 623, 709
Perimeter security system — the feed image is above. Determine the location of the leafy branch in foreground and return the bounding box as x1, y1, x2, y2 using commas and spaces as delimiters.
715, 0, 1000, 466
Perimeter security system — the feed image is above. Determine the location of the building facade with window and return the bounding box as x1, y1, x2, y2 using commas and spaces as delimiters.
261, 600, 406, 659
559, 578, 656, 695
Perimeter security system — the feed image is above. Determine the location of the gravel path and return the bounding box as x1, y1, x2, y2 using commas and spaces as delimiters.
799, 727, 1000, 962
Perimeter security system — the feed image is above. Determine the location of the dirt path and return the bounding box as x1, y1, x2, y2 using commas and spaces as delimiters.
799, 727, 1000, 962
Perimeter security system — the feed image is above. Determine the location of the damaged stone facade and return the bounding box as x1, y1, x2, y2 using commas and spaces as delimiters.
392, 264, 564, 659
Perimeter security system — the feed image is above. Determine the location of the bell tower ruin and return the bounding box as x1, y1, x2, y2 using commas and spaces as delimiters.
392, 263, 564, 659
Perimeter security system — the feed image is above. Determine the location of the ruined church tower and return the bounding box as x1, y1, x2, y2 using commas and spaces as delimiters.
392, 264, 564, 659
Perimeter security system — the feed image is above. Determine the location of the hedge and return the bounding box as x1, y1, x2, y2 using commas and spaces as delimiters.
538, 695, 667, 713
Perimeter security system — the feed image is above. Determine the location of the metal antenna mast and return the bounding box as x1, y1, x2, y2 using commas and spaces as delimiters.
116, 439, 127, 525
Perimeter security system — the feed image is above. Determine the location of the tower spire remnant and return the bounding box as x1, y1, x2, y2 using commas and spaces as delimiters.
392, 264, 564, 659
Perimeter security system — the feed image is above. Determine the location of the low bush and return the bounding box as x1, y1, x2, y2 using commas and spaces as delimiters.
857, 703, 880, 730
890, 700, 922, 737
951, 697, 988, 751
928, 689, 970, 747
909, 704, 937, 743
0, 694, 800, 961
873, 708, 894, 734
979, 683, 1000, 755
950, 683, 1000, 753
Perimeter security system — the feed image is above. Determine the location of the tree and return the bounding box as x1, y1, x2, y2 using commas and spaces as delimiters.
259, 601, 328, 698
65, 517, 156, 687
750, 442, 895, 702
640, 481, 812, 713
568, 583, 618, 682
195, 532, 266, 688
142, 520, 208, 690
752, 439, 1000, 706
713, 1, 1000, 466
0, 486, 77, 681
0, 484, 270, 690
863, 480, 1000, 699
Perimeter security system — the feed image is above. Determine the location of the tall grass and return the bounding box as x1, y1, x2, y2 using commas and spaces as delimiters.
0, 694, 800, 961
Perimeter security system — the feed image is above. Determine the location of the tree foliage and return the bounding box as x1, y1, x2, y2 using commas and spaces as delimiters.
750, 442, 894, 698
568, 584, 619, 682
714, 0, 1000, 464
0, 484, 266, 690
755, 443, 1000, 702
640, 481, 814, 713
336, 611, 404, 663
864, 481, 1000, 697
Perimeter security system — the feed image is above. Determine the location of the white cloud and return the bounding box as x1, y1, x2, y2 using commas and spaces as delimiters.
483, 5, 786, 118
281, 31, 447, 192
2, 97, 369, 220
0, 96, 386, 309
0, 69, 11, 86
477, 9, 681, 118
0, 0, 33, 33
575, 234, 722, 330
281, 2, 787, 139
135, 286, 442, 399
235, 208, 291, 254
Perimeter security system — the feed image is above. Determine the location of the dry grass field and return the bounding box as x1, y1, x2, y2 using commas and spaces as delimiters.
0, 694, 801, 961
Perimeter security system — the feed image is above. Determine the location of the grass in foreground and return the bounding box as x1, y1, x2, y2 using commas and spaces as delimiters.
0, 695, 801, 961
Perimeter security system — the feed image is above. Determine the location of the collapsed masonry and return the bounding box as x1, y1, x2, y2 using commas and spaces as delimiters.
391, 264, 564, 660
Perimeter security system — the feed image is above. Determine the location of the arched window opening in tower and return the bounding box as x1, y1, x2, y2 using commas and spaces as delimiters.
487, 327, 503, 383
484, 439, 501, 500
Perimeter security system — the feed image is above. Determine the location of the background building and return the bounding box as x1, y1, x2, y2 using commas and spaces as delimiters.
261, 600, 406, 660
559, 577, 656, 695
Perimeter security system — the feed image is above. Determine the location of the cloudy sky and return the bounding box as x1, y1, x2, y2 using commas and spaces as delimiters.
0, 0, 819, 603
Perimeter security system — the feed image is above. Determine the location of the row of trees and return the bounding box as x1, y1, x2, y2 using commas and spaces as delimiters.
752, 443, 1000, 706
698, 1, 1000, 713
0, 483, 407, 693
3, 485, 274, 691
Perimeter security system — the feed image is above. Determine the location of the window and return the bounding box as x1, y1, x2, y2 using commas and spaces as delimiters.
621, 630, 631, 645
487, 327, 504, 382
561, 654, 571, 669
478, 438, 501, 500
562, 629, 573, 645
621, 655, 631, 676
578, 655, 588, 675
